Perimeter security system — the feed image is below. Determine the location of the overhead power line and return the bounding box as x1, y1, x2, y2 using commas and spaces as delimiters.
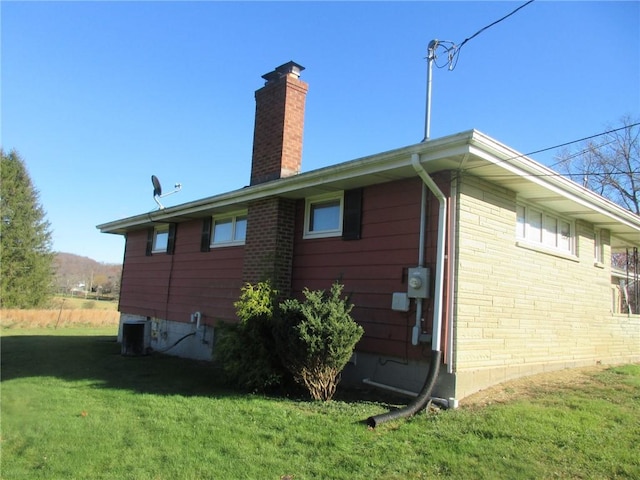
457, 0, 535, 51
431, 0, 536, 71
519, 123, 640, 160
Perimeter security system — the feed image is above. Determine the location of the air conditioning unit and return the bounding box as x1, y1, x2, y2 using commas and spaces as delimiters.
121, 320, 150, 356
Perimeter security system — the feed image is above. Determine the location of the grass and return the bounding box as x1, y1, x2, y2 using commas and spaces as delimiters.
2, 325, 639, 480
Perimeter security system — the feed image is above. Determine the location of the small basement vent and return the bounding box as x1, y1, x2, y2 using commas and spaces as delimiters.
121, 320, 149, 356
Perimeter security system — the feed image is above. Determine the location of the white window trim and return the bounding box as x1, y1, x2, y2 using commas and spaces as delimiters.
152, 225, 169, 253
303, 192, 344, 239
516, 202, 576, 258
211, 211, 247, 247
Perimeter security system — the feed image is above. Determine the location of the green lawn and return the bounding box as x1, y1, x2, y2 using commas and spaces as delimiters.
50, 295, 119, 311
2, 327, 639, 479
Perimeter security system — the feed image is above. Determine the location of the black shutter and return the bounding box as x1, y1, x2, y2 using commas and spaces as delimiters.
145, 228, 154, 256
342, 188, 363, 241
166, 223, 177, 255
200, 217, 212, 252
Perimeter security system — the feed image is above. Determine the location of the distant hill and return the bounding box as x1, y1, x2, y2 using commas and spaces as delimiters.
53, 252, 122, 295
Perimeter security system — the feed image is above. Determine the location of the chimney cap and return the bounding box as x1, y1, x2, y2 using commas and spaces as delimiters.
262, 61, 305, 84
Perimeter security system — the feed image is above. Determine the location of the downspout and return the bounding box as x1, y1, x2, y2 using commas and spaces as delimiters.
412, 154, 447, 355
366, 153, 446, 427
446, 173, 460, 374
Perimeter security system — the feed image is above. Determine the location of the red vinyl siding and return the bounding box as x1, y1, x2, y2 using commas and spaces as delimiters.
119, 174, 449, 361
119, 219, 244, 326
291, 177, 442, 360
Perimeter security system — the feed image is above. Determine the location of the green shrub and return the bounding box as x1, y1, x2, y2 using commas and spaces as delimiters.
234, 281, 277, 323
278, 282, 364, 401
214, 281, 288, 392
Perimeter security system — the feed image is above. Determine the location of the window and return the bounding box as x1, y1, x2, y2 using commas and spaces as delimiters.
304, 193, 343, 239
210, 212, 247, 247
146, 224, 177, 255
594, 229, 604, 265
153, 227, 169, 253
516, 203, 573, 254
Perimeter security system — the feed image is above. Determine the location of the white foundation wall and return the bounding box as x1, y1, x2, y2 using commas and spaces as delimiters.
340, 351, 456, 402
453, 175, 640, 399
118, 313, 214, 361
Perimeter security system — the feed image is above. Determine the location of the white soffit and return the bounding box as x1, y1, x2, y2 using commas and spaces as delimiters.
465, 133, 640, 247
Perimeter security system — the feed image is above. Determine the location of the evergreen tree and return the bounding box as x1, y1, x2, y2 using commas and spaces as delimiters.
1, 149, 54, 307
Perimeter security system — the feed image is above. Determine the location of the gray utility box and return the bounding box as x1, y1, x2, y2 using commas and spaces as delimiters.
407, 267, 430, 298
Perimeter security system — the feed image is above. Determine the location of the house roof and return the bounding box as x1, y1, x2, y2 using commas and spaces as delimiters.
97, 129, 640, 248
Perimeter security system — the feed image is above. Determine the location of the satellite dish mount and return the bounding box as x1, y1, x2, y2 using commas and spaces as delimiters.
151, 175, 182, 210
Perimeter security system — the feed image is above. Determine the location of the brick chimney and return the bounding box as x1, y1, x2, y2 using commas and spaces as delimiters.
250, 61, 308, 185
243, 62, 307, 296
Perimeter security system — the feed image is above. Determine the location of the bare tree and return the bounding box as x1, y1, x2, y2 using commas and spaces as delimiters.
555, 116, 640, 214
555, 117, 640, 313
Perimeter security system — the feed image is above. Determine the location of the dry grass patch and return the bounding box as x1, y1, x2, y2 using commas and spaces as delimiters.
459, 365, 611, 408
1, 308, 119, 329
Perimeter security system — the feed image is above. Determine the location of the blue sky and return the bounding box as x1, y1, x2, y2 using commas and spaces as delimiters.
2, 1, 638, 264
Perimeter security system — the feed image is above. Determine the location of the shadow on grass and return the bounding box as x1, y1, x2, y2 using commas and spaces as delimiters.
0, 334, 236, 398
1, 333, 411, 410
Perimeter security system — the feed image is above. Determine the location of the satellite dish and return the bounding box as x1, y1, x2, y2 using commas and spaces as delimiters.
151, 175, 182, 210
152, 175, 163, 197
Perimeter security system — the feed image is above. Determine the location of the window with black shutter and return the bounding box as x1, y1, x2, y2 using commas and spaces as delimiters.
145, 228, 154, 256
166, 223, 177, 255
342, 188, 363, 241
201, 217, 212, 252
146, 224, 175, 255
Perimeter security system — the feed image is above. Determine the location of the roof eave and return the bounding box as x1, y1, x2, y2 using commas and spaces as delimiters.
465, 132, 640, 248
97, 129, 640, 248
97, 131, 476, 234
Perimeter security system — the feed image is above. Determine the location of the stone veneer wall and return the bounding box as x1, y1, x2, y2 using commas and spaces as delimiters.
453, 174, 640, 399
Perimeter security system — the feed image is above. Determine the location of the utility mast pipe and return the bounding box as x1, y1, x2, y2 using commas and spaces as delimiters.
423, 39, 439, 142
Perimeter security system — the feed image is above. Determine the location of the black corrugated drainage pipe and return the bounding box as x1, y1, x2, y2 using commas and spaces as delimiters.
153, 332, 196, 354
366, 152, 447, 428
366, 350, 441, 428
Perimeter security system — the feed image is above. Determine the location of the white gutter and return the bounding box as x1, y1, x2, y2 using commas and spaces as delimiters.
411, 153, 446, 352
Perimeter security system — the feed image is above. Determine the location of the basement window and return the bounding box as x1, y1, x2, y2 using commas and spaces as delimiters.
516, 203, 574, 255
211, 212, 247, 247
304, 193, 343, 239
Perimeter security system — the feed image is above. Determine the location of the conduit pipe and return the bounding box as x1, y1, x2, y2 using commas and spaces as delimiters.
412, 182, 428, 345
366, 153, 446, 428
362, 378, 419, 398
363, 378, 452, 409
